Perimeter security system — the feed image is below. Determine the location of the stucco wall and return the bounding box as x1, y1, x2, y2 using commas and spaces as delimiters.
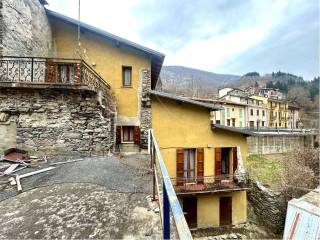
0, 87, 116, 154
49, 17, 151, 123
151, 96, 248, 178
1, 0, 52, 56
197, 191, 247, 227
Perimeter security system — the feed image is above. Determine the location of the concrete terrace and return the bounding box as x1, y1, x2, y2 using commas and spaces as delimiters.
0, 154, 162, 239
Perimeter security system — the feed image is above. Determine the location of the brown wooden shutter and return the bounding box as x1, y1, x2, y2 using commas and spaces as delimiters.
133, 126, 140, 145
176, 149, 184, 186
116, 126, 121, 144
197, 148, 204, 184
232, 147, 238, 173
215, 148, 222, 177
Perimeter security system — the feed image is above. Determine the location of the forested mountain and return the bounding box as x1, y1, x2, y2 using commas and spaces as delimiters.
159, 66, 240, 98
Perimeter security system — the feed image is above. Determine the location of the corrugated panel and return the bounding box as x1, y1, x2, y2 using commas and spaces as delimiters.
283, 203, 320, 240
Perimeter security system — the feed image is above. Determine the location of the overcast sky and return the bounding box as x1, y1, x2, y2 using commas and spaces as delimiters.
47, 0, 319, 80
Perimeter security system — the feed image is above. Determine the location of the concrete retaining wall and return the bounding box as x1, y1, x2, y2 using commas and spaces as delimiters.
247, 135, 315, 155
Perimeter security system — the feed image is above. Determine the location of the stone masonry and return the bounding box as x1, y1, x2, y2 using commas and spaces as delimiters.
1, 0, 52, 56
248, 181, 285, 234
140, 69, 152, 149
0, 87, 116, 154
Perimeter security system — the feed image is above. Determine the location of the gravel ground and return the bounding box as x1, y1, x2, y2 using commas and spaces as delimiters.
0, 153, 161, 239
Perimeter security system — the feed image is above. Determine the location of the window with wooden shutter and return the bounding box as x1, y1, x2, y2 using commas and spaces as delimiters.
232, 147, 238, 173
197, 148, 204, 184
176, 148, 184, 186
116, 126, 121, 144
133, 126, 140, 145
215, 148, 222, 177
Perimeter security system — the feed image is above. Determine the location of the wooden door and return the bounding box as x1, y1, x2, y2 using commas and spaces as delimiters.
183, 197, 197, 228
219, 197, 232, 226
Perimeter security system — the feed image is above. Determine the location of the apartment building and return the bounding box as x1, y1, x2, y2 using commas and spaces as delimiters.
151, 91, 249, 229
288, 103, 301, 129
218, 89, 267, 129
251, 96, 288, 128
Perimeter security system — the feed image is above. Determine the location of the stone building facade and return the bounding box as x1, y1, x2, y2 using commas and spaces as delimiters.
0, 87, 116, 154
140, 69, 152, 149
0, 0, 52, 56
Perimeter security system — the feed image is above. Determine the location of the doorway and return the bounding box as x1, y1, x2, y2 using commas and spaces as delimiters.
183, 196, 197, 228
221, 148, 230, 175
219, 196, 232, 225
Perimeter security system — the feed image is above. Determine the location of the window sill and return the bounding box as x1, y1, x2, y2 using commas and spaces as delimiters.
122, 86, 133, 88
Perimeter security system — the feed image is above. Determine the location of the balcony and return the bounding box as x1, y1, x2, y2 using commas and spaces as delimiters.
0, 56, 110, 94
171, 173, 250, 194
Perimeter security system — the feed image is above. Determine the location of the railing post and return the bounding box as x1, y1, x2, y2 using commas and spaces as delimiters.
152, 144, 156, 201
31, 57, 34, 82
163, 183, 170, 239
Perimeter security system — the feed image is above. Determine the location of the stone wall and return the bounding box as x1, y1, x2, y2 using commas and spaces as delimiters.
1, 0, 52, 56
0, 87, 116, 154
247, 135, 315, 155
140, 69, 151, 149
248, 181, 285, 234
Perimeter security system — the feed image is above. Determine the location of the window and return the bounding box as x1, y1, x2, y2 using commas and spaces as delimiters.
239, 109, 243, 118
226, 108, 230, 117
227, 119, 231, 126
216, 120, 221, 124
232, 118, 236, 127
250, 109, 253, 116
249, 121, 254, 128
262, 110, 265, 116
184, 149, 195, 178
122, 66, 132, 87
122, 126, 134, 142
239, 121, 242, 127
262, 121, 265, 127
257, 110, 259, 116
232, 108, 234, 111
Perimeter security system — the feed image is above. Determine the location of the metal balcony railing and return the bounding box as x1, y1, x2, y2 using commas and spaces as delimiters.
0, 56, 110, 93
148, 129, 192, 240
171, 173, 249, 194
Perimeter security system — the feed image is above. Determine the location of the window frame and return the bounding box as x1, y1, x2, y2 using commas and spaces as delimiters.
122, 126, 134, 143
122, 66, 132, 87
183, 148, 196, 179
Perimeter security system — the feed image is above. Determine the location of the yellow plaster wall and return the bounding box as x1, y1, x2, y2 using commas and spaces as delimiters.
151, 97, 248, 178
49, 17, 151, 118
197, 191, 247, 227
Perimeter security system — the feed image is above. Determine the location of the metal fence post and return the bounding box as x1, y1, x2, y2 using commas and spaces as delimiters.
163, 183, 170, 239
152, 145, 156, 201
